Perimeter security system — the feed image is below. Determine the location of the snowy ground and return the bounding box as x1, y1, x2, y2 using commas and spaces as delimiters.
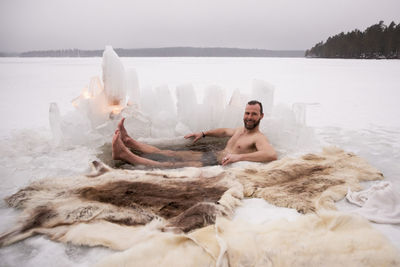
0, 57, 399, 266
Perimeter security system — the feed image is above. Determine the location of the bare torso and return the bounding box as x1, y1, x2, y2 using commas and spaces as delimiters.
216, 127, 264, 162
114, 116, 276, 168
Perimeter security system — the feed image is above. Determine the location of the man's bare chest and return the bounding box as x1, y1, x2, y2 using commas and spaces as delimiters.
226, 134, 257, 153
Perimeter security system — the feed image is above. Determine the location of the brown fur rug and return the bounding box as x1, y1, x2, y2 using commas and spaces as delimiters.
0, 164, 243, 247
231, 146, 384, 213
0, 147, 384, 249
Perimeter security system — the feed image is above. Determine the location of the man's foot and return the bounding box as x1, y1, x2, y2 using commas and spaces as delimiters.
112, 130, 132, 162
116, 117, 161, 154
112, 130, 162, 167
117, 118, 135, 146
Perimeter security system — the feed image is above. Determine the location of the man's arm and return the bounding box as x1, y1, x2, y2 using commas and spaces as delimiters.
222, 135, 277, 165
184, 128, 236, 143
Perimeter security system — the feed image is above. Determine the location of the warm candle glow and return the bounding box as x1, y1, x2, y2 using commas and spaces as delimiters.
71, 77, 126, 119
82, 91, 91, 99
110, 105, 123, 115
81, 87, 91, 99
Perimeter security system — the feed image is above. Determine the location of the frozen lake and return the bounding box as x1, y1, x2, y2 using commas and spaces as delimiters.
1, 57, 399, 135
0, 57, 399, 266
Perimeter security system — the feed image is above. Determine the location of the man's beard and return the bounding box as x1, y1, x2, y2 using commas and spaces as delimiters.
244, 118, 261, 130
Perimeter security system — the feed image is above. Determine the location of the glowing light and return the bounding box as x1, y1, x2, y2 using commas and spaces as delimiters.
71, 87, 93, 108
71, 79, 126, 119
71, 95, 81, 107
81, 87, 91, 99
82, 91, 91, 99
110, 105, 123, 115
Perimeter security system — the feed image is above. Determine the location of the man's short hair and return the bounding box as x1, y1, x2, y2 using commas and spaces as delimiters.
247, 100, 263, 114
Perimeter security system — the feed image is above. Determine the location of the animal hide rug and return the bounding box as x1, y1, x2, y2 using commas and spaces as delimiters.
230, 146, 384, 213
0, 147, 384, 250
95, 212, 400, 267
0, 163, 243, 247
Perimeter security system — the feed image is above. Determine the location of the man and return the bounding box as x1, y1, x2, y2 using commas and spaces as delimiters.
112, 100, 277, 168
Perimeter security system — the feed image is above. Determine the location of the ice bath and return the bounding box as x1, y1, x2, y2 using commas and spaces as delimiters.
0, 50, 399, 265
98, 137, 229, 170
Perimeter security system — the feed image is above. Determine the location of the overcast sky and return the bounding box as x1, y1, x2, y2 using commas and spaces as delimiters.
0, 0, 399, 52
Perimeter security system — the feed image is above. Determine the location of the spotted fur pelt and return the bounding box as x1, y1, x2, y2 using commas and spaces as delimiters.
0, 147, 383, 248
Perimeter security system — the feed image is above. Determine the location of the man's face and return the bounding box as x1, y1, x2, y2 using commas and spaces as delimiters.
243, 104, 263, 130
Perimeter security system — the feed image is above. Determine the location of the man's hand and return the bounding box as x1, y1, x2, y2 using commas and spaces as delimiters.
222, 153, 241, 166
184, 132, 203, 143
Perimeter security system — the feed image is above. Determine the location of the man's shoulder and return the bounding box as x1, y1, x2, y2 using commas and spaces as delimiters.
225, 127, 241, 136
232, 127, 243, 134
254, 130, 269, 141
257, 130, 268, 137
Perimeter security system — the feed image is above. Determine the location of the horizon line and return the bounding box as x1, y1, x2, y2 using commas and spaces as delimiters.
1, 46, 306, 55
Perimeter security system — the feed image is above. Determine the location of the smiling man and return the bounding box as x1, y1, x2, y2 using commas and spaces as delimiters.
112, 100, 277, 167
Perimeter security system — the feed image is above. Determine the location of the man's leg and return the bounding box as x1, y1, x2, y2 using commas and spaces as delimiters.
112, 131, 166, 167
118, 118, 162, 154
118, 118, 203, 161
112, 131, 202, 168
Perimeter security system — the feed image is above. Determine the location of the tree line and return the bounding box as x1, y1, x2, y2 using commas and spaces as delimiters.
306, 21, 400, 59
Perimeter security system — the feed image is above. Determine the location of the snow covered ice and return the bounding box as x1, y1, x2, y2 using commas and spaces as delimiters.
0, 50, 400, 266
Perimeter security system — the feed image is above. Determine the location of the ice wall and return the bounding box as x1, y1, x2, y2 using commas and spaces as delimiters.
102, 46, 127, 105
49, 46, 317, 155
176, 83, 199, 132
140, 85, 178, 138
126, 68, 140, 108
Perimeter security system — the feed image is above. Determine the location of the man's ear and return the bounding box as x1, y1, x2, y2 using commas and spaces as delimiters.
260, 113, 264, 119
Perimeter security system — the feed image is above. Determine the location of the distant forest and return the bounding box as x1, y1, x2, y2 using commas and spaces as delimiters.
2, 47, 304, 58
306, 21, 400, 59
